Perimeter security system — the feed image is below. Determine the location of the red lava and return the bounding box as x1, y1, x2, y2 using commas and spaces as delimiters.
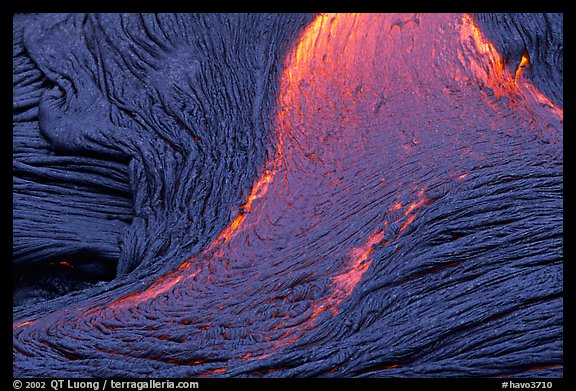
14, 13, 562, 371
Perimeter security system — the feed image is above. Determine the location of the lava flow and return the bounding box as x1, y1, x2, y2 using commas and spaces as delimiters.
13, 13, 562, 377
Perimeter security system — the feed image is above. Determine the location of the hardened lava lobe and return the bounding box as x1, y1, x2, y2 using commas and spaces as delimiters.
13, 13, 562, 377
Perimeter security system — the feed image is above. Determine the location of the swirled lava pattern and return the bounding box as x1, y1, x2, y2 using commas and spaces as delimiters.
13, 13, 562, 377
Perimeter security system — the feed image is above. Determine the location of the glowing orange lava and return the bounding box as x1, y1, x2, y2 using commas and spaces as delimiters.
211, 168, 276, 247
307, 229, 385, 319
13, 13, 563, 374
335, 230, 385, 296
460, 14, 562, 121
13, 320, 33, 329
110, 274, 185, 309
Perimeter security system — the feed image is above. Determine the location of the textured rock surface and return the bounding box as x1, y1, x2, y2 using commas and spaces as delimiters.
13, 13, 562, 377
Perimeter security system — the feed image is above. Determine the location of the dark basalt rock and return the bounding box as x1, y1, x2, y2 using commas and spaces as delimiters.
13, 13, 562, 378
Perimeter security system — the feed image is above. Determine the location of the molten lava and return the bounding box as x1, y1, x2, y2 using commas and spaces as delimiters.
13, 13, 562, 377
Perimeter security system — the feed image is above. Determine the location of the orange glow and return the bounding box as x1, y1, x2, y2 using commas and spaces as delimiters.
13, 320, 33, 329
274, 335, 299, 349
293, 15, 326, 72
339, 231, 384, 292
304, 187, 431, 325
326, 365, 340, 373
399, 193, 430, 233
211, 169, 276, 246
14, 13, 563, 366
110, 273, 185, 309
405, 197, 429, 215
460, 14, 518, 100
399, 214, 417, 233
192, 363, 229, 377
515, 50, 530, 80
459, 14, 563, 121
306, 229, 385, 324
106, 140, 282, 309
459, 14, 514, 100
241, 352, 270, 360
310, 306, 328, 319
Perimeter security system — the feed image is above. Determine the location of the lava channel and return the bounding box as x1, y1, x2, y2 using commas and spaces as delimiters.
13, 13, 562, 377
